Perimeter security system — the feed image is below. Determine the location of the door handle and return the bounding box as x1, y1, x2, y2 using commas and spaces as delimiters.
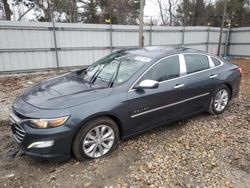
174, 84, 184, 89
209, 74, 218, 79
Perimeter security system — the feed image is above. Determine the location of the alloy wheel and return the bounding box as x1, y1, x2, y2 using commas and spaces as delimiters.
83, 125, 115, 158
214, 89, 229, 112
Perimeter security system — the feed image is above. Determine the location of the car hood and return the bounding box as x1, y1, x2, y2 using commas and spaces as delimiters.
21, 72, 113, 109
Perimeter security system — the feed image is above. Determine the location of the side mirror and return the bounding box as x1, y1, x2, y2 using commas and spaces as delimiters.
134, 79, 159, 90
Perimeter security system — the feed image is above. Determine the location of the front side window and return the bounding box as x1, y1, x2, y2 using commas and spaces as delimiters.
184, 54, 210, 74
82, 52, 148, 87
142, 55, 180, 82
115, 59, 147, 84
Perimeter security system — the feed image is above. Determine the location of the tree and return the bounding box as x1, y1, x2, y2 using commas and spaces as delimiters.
99, 0, 140, 25
34, 0, 74, 22
176, 0, 196, 26
157, 0, 166, 25
11, 0, 77, 22
155, 0, 178, 26
67, 0, 77, 23
4, 0, 140, 24
2, 0, 12, 20
193, 0, 205, 26
78, 0, 100, 23
168, 0, 174, 26
176, 0, 216, 26
0, 0, 5, 19
214, 0, 250, 27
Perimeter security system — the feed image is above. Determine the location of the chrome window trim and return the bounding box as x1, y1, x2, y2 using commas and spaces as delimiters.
131, 92, 210, 118
207, 55, 215, 68
128, 53, 224, 92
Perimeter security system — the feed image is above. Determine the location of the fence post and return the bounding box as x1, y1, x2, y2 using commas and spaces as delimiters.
182, 25, 185, 45
149, 25, 152, 46
110, 24, 113, 53
206, 25, 211, 53
149, 16, 152, 46
109, 14, 113, 53
52, 18, 59, 73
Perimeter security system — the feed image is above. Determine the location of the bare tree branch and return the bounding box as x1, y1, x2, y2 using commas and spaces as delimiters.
157, 0, 166, 26
17, 3, 35, 21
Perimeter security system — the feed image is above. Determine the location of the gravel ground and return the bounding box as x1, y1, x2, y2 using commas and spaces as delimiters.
0, 59, 249, 187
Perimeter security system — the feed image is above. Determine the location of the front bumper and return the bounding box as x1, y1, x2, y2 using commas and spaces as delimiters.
10, 112, 73, 161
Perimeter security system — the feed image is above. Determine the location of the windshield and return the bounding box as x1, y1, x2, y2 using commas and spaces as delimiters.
81, 52, 150, 87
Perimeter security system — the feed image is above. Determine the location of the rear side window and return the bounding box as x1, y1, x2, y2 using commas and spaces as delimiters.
184, 54, 210, 74
142, 55, 180, 82
211, 57, 221, 66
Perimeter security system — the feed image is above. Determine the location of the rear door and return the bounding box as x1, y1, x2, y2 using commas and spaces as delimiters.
181, 53, 218, 114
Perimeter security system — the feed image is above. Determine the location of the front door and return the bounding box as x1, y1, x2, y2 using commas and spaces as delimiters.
127, 55, 188, 134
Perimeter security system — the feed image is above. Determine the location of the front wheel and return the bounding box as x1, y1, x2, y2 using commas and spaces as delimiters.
72, 117, 119, 161
208, 85, 230, 115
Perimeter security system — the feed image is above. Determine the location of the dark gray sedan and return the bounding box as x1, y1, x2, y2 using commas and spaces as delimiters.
10, 46, 241, 161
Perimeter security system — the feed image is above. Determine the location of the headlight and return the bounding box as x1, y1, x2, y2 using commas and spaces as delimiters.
27, 116, 69, 129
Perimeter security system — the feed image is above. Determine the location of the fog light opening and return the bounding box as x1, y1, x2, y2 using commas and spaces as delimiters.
27, 141, 54, 149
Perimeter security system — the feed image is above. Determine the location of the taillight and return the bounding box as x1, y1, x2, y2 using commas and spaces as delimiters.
238, 67, 243, 76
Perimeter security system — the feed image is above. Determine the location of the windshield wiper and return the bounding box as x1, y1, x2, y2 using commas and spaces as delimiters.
90, 64, 105, 84
81, 64, 104, 84
109, 60, 122, 88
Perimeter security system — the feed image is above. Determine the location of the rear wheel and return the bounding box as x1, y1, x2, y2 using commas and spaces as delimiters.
208, 85, 230, 115
72, 117, 119, 161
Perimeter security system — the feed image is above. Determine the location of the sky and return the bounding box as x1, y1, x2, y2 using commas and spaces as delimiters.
144, 0, 159, 17
144, 0, 162, 24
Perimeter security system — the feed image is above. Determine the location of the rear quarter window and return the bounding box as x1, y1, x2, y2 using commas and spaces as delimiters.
211, 57, 222, 66
184, 54, 210, 74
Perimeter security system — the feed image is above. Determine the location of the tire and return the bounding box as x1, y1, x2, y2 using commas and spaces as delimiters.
208, 85, 230, 115
72, 117, 119, 161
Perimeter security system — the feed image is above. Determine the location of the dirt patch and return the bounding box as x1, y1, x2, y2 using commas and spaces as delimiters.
0, 59, 249, 187
229, 58, 250, 98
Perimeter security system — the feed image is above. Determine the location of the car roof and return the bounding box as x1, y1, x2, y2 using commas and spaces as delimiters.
122, 46, 203, 59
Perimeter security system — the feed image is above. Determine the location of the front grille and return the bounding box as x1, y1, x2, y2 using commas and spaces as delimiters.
10, 112, 26, 143
12, 123, 26, 143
